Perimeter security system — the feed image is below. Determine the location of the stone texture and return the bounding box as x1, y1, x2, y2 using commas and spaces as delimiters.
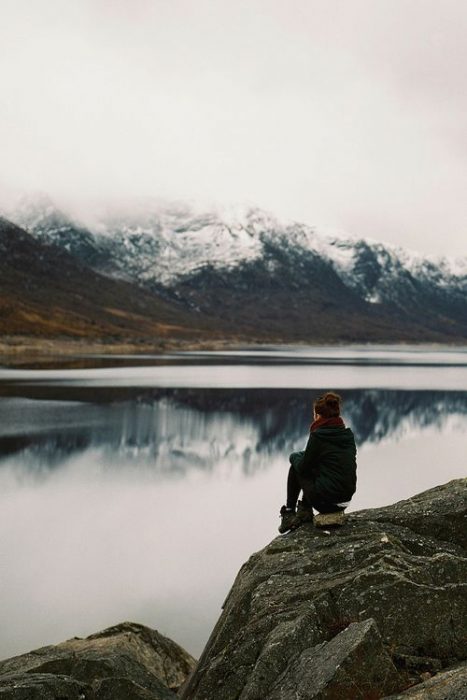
0, 621, 195, 699
352, 478, 467, 550
267, 618, 402, 699
181, 478, 467, 700
385, 660, 467, 699
0, 672, 92, 699
314, 511, 346, 528
94, 676, 172, 700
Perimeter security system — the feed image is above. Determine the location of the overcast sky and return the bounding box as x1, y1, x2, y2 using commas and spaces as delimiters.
1, 0, 467, 256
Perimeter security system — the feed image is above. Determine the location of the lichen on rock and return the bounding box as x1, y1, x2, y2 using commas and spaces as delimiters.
181, 478, 467, 700
0, 621, 196, 699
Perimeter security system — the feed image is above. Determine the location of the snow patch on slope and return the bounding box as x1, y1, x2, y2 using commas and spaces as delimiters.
6, 194, 467, 297
91, 204, 268, 285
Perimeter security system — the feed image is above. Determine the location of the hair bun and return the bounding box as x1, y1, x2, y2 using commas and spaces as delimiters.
314, 391, 342, 418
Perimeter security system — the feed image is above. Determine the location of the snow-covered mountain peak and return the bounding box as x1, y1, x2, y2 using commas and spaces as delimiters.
82, 200, 273, 284
3, 192, 84, 241
5, 193, 467, 296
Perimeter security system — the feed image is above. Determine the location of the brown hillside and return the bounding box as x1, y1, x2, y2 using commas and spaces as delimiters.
0, 217, 224, 342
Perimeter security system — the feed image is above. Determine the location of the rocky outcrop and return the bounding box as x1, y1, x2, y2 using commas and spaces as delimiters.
181, 478, 467, 699
385, 660, 467, 699
0, 621, 196, 699
1, 481, 465, 699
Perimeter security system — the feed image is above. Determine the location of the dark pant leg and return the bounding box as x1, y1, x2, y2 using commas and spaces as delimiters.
286, 466, 302, 510
299, 478, 315, 510
288, 472, 317, 512
299, 480, 346, 513
288, 468, 346, 513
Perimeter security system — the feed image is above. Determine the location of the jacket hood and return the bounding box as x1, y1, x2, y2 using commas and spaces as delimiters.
313, 426, 355, 447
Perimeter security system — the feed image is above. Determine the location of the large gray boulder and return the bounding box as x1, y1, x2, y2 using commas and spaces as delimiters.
181, 478, 467, 700
0, 621, 195, 699
385, 660, 467, 699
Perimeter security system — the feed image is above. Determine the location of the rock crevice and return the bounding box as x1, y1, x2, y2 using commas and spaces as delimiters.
181, 478, 467, 700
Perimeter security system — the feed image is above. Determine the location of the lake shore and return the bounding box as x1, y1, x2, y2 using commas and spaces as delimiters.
2, 335, 467, 368
0, 335, 245, 367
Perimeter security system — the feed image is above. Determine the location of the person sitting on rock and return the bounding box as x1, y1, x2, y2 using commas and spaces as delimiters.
279, 391, 357, 533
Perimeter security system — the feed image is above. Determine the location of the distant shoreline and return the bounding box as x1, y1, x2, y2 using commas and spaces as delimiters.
1, 335, 467, 368
0, 336, 236, 366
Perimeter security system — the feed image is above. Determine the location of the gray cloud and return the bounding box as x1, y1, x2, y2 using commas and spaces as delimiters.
0, 0, 466, 256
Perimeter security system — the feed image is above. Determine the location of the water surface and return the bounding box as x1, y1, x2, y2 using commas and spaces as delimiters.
0, 346, 466, 659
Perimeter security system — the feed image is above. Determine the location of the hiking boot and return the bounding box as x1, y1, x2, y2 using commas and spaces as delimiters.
278, 506, 296, 533
293, 500, 314, 527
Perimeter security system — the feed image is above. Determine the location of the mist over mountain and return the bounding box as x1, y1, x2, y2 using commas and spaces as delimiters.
3, 194, 467, 343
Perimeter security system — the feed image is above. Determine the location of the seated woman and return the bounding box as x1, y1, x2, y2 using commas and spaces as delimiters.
279, 392, 357, 533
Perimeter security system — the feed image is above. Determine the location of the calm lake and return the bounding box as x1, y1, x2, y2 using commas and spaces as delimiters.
1, 345, 466, 660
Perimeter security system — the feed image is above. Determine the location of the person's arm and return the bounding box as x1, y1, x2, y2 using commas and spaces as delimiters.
289, 450, 305, 470
294, 433, 321, 478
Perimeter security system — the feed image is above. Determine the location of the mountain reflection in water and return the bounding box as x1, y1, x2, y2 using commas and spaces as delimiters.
0, 388, 466, 476
0, 370, 466, 663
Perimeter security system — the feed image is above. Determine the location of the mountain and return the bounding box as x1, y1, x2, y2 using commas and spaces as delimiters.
4, 194, 467, 342
0, 216, 223, 343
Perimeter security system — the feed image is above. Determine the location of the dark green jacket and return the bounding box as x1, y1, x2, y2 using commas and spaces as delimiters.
290, 426, 357, 503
